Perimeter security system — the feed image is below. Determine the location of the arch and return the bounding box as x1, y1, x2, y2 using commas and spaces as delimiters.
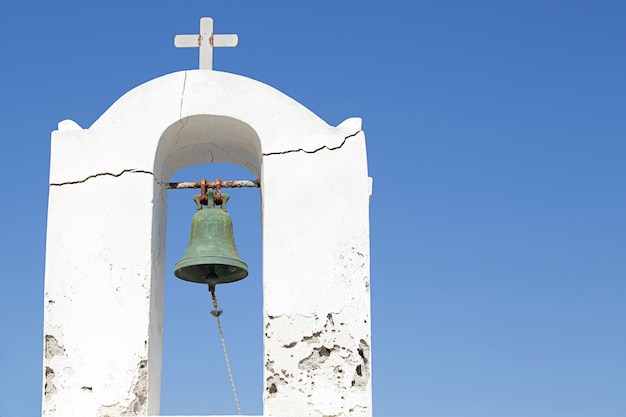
88, 70, 332, 181
43, 70, 371, 416
156, 115, 262, 180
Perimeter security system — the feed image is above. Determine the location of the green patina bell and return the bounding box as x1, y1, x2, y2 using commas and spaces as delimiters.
174, 190, 248, 285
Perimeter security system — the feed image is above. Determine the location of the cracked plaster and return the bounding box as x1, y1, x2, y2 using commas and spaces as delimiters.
49, 129, 361, 188
43, 69, 371, 416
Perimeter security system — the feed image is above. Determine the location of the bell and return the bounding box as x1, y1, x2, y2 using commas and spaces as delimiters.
174, 191, 248, 285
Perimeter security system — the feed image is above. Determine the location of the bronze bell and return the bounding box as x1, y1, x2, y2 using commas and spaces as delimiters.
174, 189, 248, 285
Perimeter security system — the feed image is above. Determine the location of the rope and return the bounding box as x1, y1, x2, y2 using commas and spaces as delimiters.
208, 284, 242, 416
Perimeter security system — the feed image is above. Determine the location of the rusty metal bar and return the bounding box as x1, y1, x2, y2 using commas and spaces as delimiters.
164, 179, 260, 189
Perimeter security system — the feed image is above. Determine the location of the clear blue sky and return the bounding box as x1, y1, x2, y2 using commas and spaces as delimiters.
1, 1, 625, 416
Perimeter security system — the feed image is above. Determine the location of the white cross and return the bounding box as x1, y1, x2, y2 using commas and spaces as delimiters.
174, 17, 238, 70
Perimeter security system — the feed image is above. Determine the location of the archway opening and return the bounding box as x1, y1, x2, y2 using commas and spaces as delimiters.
160, 161, 263, 415
154, 114, 264, 415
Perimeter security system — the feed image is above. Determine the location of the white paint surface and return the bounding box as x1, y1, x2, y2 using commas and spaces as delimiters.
43, 70, 371, 416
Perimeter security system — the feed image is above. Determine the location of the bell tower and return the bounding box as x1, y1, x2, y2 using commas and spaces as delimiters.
42, 17, 372, 417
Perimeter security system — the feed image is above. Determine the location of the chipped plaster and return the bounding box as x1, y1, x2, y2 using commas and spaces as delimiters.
43, 69, 371, 416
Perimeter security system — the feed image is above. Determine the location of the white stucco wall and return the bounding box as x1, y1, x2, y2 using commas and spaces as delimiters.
43, 70, 371, 416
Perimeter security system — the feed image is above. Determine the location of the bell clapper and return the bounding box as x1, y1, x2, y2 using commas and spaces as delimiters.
208, 283, 223, 317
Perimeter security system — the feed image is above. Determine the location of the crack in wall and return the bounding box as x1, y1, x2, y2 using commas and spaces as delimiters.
262, 130, 361, 156
179, 71, 187, 120
211, 142, 234, 161
50, 169, 160, 187
50, 129, 360, 187
172, 72, 190, 146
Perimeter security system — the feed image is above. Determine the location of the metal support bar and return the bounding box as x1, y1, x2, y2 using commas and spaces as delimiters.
164, 179, 260, 189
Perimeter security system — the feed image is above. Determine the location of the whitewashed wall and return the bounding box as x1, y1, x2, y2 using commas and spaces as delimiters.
43, 70, 371, 416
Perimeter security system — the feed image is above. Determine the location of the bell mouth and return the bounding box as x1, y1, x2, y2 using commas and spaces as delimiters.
174, 256, 248, 284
